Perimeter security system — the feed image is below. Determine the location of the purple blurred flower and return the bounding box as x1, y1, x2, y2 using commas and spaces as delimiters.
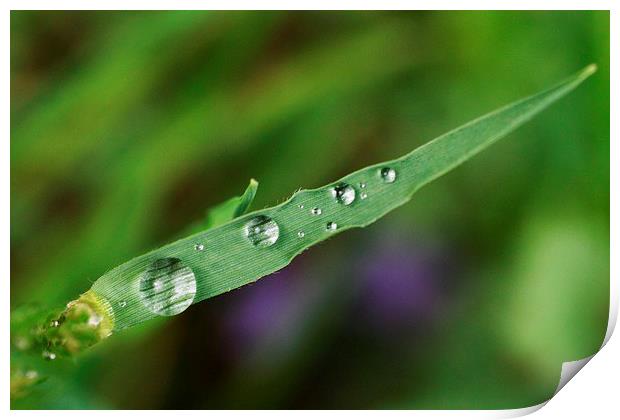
357, 234, 450, 331
222, 263, 315, 359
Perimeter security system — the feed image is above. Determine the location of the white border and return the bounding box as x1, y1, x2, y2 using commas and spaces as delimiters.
4, 2, 616, 417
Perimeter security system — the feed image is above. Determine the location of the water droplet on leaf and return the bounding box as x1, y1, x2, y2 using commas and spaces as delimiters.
119, 301, 127, 308
194, 244, 205, 251
359, 182, 367, 189
297, 231, 305, 238
245, 215, 280, 248
331, 183, 356, 205
138, 258, 197, 316
326, 222, 338, 231
361, 192, 368, 199
311, 207, 322, 216
42, 350, 56, 361
380, 167, 397, 183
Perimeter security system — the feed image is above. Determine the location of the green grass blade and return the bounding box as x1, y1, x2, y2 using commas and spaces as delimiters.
9, 180, 261, 388
91, 65, 596, 330
15, 18, 418, 306
185, 178, 259, 234
213, 178, 259, 223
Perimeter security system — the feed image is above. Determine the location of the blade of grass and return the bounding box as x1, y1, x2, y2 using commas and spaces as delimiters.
187, 179, 259, 234
9, 182, 261, 399
90, 65, 596, 330
16, 19, 421, 305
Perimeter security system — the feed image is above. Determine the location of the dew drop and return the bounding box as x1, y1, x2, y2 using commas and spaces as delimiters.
311, 207, 322, 216
326, 222, 338, 231
50, 320, 60, 328
298, 204, 304, 209
297, 231, 305, 238
42, 350, 56, 361
245, 215, 280, 248
361, 192, 368, 200
119, 301, 127, 308
380, 167, 397, 183
331, 183, 356, 205
194, 243, 205, 251
138, 258, 197, 317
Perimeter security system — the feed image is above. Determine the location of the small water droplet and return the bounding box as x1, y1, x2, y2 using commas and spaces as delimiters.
297, 231, 305, 238
119, 301, 127, 308
311, 207, 322, 216
138, 258, 197, 316
359, 182, 367, 189
331, 183, 356, 205
245, 215, 280, 248
380, 167, 397, 183
298, 204, 304, 209
361, 192, 368, 200
50, 320, 60, 328
194, 244, 205, 251
326, 222, 338, 231
42, 350, 56, 361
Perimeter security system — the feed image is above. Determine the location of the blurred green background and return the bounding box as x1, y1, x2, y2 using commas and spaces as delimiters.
10, 11, 609, 409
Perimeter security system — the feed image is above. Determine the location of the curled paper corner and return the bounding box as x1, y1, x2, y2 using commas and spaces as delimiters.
550, 275, 619, 396
496, 356, 601, 418
550, 300, 617, 397
498, 287, 617, 418
508, 353, 598, 416
554, 356, 595, 395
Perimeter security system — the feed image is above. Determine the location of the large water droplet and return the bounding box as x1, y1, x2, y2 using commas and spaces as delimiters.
331, 183, 356, 205
326, 222, 338, 231
245, 215, 280, 248
380, 167, 397, 183
138, 258, 197, 316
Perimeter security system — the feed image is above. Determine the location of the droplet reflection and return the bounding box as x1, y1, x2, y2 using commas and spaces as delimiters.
245, 215, 280, 248
138, 258, 197, 316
